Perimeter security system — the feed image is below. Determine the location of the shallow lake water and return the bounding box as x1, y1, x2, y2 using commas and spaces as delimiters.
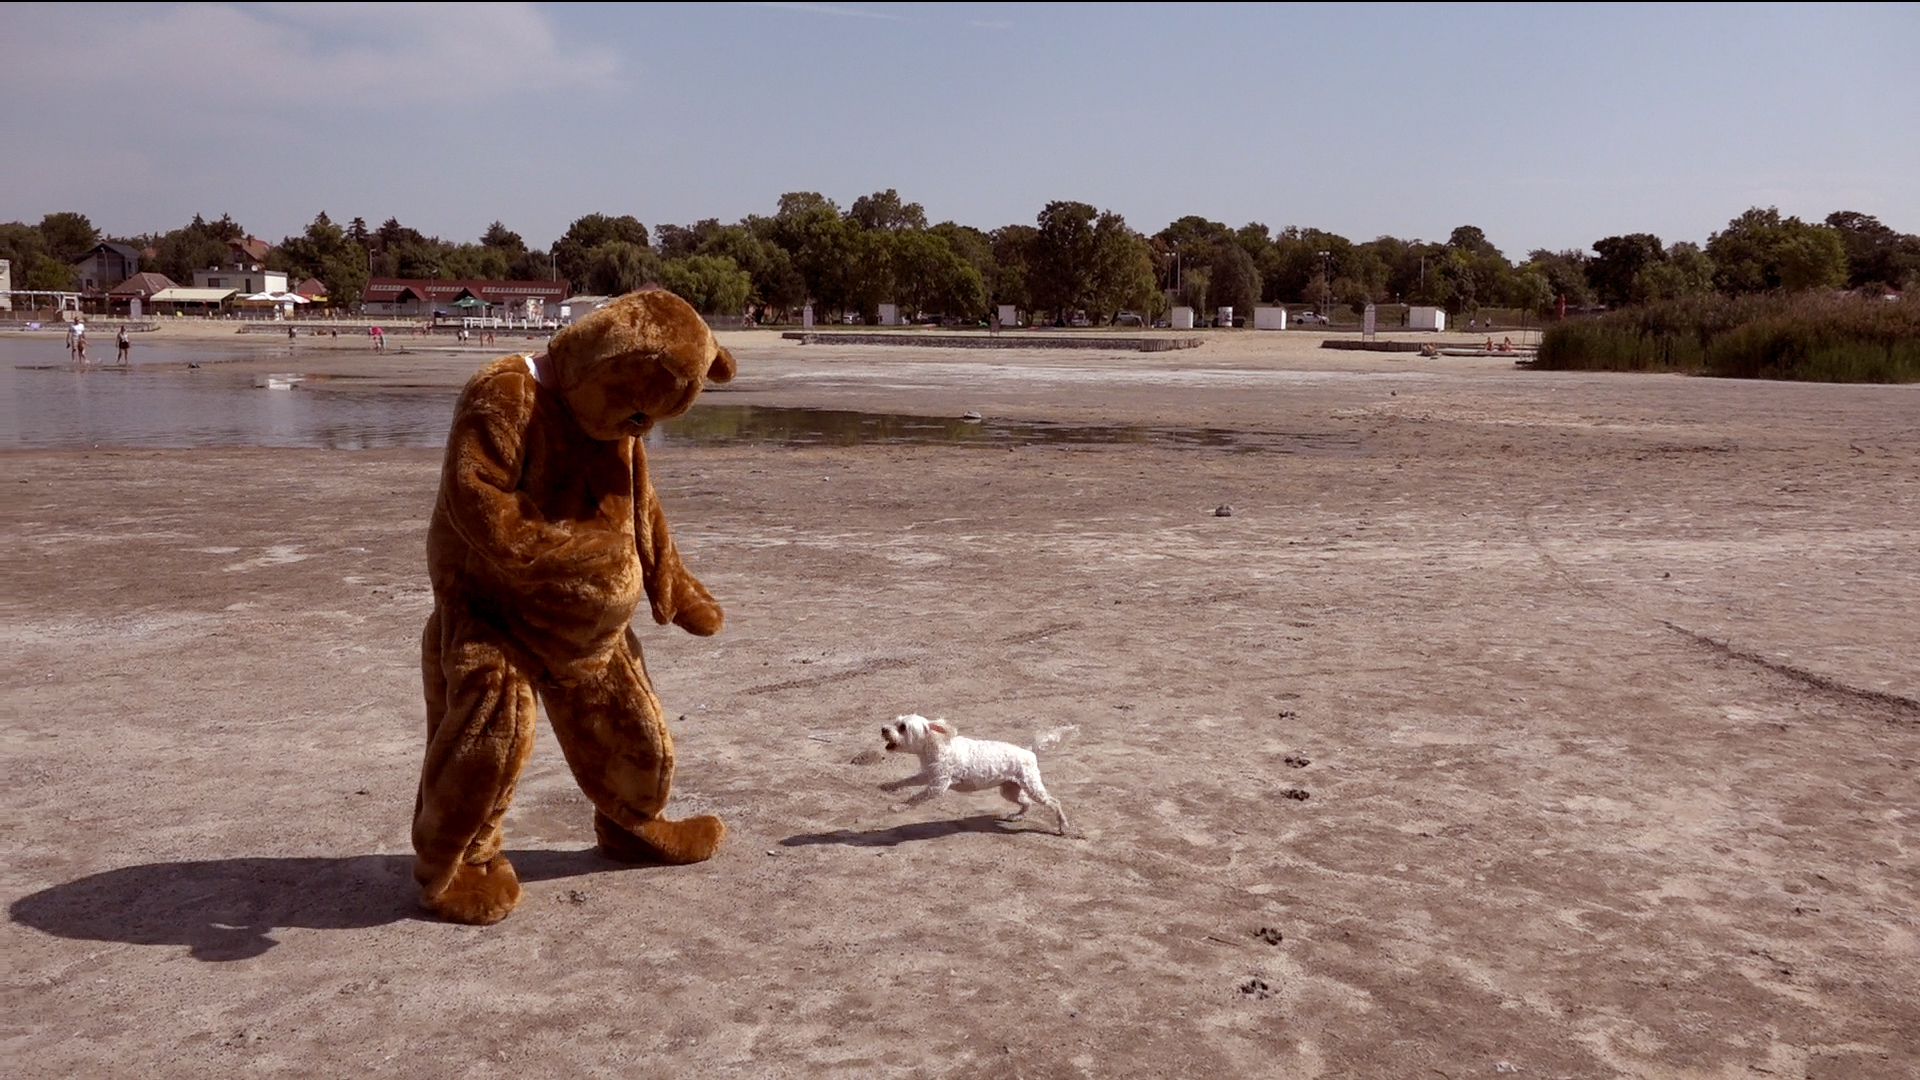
4, 341, 1342, 453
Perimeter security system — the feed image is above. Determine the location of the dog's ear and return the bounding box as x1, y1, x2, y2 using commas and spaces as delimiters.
928, 720, 954, 738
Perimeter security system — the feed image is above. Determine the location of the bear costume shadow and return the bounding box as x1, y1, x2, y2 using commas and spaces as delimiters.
9, 848, 632, 962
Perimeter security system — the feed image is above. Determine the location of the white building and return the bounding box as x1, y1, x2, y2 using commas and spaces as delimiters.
1169, 306, 1195, 330
192, 265, 288, 295
1253, 306, 1287, 330
0, 258, 10, 311
1408, 306, 1446, 331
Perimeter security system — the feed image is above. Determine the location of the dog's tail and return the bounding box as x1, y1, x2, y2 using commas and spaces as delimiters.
1029, 724, 1079, 754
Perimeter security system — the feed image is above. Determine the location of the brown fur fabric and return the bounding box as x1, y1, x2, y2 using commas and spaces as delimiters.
412, 290, 736, 924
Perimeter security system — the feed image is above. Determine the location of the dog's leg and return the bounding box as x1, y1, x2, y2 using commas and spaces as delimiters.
999, 780, 1032, 820
891, 776, 950, 812
1024, 771, 1070, 836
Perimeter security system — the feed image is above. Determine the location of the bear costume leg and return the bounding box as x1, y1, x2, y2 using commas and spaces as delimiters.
413, 606, 537, 925
541, 635, 726, 865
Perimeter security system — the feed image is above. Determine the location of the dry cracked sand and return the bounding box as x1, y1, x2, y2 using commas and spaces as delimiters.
4, 330, 1917, 1078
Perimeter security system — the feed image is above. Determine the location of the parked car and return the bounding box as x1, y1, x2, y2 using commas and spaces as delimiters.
1294, 311, 1329, 325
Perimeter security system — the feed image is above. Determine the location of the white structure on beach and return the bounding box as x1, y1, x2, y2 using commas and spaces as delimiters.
1253, 306, 1287, 330
1408, 306, 1447, 331
1169, 306, 1195, 330
0, 259, 10, 311
876, 303, 903, 326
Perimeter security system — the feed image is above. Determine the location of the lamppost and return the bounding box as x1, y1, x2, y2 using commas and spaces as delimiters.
1316, 250, 1331, 318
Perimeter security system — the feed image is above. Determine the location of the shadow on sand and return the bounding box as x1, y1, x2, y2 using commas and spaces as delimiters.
780, 814, 1033, 848
8, 848, 632, 962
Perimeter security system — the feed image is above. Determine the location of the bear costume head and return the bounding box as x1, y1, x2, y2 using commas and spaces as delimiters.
542, 289, 737, 440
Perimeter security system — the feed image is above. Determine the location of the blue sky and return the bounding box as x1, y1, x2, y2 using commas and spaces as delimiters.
2, 2, 1914, 258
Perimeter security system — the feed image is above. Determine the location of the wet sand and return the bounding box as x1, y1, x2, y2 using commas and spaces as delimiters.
4, 332, 1918, 1078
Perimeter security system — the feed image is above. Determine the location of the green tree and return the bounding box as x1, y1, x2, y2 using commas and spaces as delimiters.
659, 254, 753, 314
0, 221, 76, 290
442, 244, 512, 281
888, 231, 986, 320
145, 213, 250, 282
1208, 243, 1260, 317
1823, 211, 1920, 291
847, 189, 927, 232
585, 240, 661, 295
988, 224, 1037, 310
1031, 200, 1102, 321
1087, 214, 1155, 322
1587, 233, 1666, 306
1707, 208, 1848, 293
553, 214, 651, 291
1521, 249, 1595, 308
276, 211, 371, 307
1632, 242, 1715, 303
37, 212, 97, 260
769, 192, 852, 313
480, 221, 524, 252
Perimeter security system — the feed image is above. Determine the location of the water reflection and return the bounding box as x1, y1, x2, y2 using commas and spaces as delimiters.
1, 364, 458, 450
647, 405, 1264, 450
5, 356, 1344, 454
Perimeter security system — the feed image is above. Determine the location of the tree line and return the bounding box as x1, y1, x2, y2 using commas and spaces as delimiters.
5, 195, 1916, 323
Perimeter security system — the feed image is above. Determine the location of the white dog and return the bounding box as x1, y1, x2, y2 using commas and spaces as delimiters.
879, 714, 1072, 835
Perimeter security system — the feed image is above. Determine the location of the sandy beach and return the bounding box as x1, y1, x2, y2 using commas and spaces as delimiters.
4, 329, 1917, 1078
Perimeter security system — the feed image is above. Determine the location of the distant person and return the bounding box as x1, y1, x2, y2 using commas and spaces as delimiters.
117, 326, 130, 365
288, 325, 297, 343
65, 320, 79, 359
74, 325, 89, 363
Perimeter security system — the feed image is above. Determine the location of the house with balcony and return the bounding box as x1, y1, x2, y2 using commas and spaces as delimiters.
73, 242, 143, 295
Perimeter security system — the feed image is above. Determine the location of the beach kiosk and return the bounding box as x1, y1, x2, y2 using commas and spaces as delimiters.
1408, 306, 1446, 331
1253, 306, 1287, 330
1169, 306, 1195, 330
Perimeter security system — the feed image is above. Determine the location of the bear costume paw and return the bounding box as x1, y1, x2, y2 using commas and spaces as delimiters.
423, 855, 523, 925
594, 810, 727, 865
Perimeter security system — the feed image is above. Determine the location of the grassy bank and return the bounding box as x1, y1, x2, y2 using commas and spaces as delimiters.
1535, 294, 1920, 382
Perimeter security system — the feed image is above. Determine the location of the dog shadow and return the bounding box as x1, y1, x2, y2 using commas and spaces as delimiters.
780, 814, 1043, 849
8, 848, 632, 963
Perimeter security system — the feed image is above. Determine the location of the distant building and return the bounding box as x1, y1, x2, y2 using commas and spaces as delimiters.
362, 278, 570, 320
149, 286, 238, 314
228, 236, 272, 264
108, 272, 177, 313
73, 242, 143, 294
192, 264, 288, 295
292, 277, 328, 301
0, 258, 10, 311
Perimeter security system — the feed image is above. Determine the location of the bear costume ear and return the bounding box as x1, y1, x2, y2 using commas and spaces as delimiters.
708, 344, 737, 384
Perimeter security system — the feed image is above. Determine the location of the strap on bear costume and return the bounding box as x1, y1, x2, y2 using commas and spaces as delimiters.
522, 352, 556, 390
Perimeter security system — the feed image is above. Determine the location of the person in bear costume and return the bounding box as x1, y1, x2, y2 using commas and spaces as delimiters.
413, 289, 736, 925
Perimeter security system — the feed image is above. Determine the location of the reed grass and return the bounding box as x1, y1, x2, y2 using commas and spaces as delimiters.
1535, 293, 1920, 382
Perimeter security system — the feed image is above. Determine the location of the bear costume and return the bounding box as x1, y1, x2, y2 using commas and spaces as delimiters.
412, 289, 736, 925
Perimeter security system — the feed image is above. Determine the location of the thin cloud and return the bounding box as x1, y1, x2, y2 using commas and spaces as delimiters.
0, 2, 620, 110
752, 3, 909, 22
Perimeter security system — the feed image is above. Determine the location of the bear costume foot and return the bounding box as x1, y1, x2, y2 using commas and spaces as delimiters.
422, 855, 522, 925
595, 810, 726, 865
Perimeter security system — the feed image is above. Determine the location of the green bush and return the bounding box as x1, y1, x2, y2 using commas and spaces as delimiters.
1535, 293, 1920, 382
